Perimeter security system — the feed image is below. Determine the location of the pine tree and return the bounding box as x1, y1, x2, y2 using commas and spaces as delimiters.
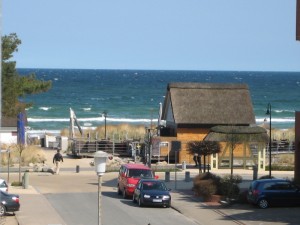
2, 33, 52, 117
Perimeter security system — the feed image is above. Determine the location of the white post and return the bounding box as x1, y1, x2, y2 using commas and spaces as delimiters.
113, 132, 115, 156
94, 151, 108, 225
98, 175, 102, 225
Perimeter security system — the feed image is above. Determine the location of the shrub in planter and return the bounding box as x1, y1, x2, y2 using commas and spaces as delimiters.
259, 175, 275, 179
219, 174, 242, 200
193, 172, 221, 200
194, 179, 217, 200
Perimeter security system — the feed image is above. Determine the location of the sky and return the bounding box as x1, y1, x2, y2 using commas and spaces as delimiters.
2, 0, 300, 71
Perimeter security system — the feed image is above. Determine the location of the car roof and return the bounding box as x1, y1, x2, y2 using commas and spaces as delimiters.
254, 178, 289, 183
122, 164, 151, 170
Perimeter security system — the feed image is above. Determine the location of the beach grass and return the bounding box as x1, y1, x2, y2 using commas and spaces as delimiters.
60, 123, 153, 141
0, 144, 46, 166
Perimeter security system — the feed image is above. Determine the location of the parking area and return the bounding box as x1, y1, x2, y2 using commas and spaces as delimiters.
219, 203, 300, 225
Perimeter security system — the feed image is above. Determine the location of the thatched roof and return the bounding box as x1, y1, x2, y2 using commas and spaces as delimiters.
162, 83, 256, 126
1, 114, 28, 128
204, 125, 269, 143
1, 116, 18, 127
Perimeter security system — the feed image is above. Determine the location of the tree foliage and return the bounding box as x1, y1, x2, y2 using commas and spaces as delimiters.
187, 140, 221, 172
2, 33, 52, 117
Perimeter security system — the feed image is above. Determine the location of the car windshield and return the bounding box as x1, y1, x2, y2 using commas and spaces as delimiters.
128, 169, 153, 178
0, 181, 7, 188
142, 181, 167, 191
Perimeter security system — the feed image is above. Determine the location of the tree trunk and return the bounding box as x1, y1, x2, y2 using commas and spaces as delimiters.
203, 155, 206, 173
19, 154, 21, 183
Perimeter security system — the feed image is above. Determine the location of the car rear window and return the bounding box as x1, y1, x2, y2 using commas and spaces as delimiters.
128, 169, 153, 178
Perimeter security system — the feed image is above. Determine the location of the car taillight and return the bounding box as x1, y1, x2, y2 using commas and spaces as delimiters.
12, 197, 19, 203
252, 190, 260, 196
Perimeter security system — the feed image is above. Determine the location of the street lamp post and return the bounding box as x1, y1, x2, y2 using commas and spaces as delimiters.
7, 149, 11, 183
266, 103, 272, 178
146, 128, 153, 168
94, 151, 108, 225
102, 111, 108, 139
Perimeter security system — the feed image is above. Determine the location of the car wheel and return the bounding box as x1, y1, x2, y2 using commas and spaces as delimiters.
132, 194, 137, 203
0, 204, 6, 216
122, 189, 128, 199
258, 199, 269, 209
138, 197, 143, 207
117, 185, 122, 195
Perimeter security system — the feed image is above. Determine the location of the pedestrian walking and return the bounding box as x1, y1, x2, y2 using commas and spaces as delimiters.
197, 155, 202, 173
53, 149, 63, 174
193, 153, 198, 167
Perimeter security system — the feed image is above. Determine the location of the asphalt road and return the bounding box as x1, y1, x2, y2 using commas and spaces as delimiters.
3, 169, 300, 225
45, 191, 198, 225
8, 171, 199, 225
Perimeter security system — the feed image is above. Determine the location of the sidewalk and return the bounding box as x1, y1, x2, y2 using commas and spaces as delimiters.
5, 184, 67, 225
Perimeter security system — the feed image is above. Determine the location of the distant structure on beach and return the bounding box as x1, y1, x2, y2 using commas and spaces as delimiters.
0, 116, 18, 144
69, 108, 83, 139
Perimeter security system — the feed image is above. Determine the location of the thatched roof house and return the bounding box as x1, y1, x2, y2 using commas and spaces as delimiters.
0, 116, 18, 144
161, 82, 256, 131
0, 115, 28, 144
157, 82, 267, 170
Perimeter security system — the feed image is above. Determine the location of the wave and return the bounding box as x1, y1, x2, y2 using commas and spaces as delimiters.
256, 117, 295, 123
39, 107, 52, 111
28, 116, 294, 126
27, 130, 61, 136
28, 117, 155, 123
273, 109, 295, 113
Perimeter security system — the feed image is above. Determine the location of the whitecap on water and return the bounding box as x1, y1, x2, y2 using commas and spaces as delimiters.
39, 107, 51, 111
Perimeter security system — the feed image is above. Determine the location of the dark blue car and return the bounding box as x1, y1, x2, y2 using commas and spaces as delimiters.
0, 190, 20, 216
247, 178, 300, 209
132, 179, 171, 208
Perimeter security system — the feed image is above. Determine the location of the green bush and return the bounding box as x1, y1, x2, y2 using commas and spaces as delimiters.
193, 173, 245, 201
219, 174, 242, 200
11, 181, 22, 186
259, 175, 275, 179
265, 165, 294, 171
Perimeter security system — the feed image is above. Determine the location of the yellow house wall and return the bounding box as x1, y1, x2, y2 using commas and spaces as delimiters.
219, 142, 253, 158
158, 128, 255, 167
177, 128, 209, 164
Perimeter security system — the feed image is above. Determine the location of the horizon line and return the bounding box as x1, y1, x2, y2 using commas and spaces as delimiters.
16, 67, 300, 73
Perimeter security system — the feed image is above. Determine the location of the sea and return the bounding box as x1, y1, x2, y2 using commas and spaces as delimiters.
17, 68, 300, 133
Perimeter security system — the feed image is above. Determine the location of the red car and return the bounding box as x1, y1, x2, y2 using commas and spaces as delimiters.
117, 164, 157, 198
